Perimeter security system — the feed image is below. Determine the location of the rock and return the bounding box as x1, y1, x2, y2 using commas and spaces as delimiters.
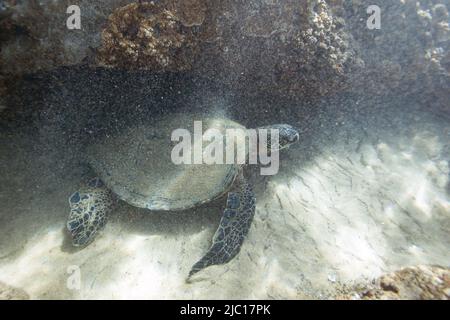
96, 1, 203, 71
196, 0, 359, 99
168, 0, 207, 27
0, 0, 448, 107
0, 75, 8, 112
0, 281, 29, 300
0, 0, 208, 75
340, 0, 450, 100
0, 0, 126, 76
338, 265, 450, 300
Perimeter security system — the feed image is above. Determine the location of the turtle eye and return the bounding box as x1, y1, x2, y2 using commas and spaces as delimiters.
88, 178, 103, 188
290, 132, 299, 143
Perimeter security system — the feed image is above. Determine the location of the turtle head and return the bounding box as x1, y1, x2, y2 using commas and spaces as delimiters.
276, 124, 300, 149
258, 124, 300, 151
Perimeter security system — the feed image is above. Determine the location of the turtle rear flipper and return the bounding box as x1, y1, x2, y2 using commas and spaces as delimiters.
188, 173, 256, 278
67, 178, 115, 246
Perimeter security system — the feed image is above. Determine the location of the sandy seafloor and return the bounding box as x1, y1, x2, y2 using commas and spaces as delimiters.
0, 89, 449, 299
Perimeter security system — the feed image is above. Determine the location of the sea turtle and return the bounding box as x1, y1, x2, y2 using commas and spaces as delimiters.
66, 113, 299, 278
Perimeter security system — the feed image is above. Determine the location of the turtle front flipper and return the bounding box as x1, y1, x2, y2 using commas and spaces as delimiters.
66, 178, 115, 247
188, 173, 256, 279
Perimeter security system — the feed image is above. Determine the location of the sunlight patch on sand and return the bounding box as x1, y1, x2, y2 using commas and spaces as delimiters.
263, 129, 449, 285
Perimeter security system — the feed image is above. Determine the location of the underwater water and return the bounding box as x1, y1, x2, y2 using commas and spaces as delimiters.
0, 0, 449, 301
0, 69, 448, 299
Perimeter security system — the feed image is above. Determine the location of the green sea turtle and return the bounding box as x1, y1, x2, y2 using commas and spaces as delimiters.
66, 113, 299, 278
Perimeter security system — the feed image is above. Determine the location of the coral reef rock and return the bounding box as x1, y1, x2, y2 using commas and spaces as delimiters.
96, 1, 203, 71
0, 0, 128, 76
196, 0, 359, 99
0, 0, 448, 104
338, 265, 450, 300
168, 0, 207, 27
340, 0, 450, 99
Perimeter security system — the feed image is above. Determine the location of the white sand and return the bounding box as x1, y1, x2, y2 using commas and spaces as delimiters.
0, 102, 449, 299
